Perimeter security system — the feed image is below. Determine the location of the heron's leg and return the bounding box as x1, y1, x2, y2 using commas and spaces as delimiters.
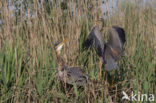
112, 76, 115, 84
109, 72, 115, 88
97, 60, 103, 80
110, 75, 115, 88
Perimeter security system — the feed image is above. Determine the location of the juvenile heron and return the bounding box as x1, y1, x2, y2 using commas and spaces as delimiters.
83, 19, 126, 79
54, 38, 88, 86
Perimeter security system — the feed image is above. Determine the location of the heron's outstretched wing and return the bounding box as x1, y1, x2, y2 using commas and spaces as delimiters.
107, 26, 126, 58
82, 28, 95, 49
83, 26, 105, 57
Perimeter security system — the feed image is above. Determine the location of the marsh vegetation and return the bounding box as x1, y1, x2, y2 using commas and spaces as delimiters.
0, 0, 156, 102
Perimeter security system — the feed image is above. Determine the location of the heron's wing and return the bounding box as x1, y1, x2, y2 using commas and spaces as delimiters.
107, 26, 126, 56
66, 67, 88, 86
82, 28, 95, 49
83, 26, 105, 57
104, 48, 119, 71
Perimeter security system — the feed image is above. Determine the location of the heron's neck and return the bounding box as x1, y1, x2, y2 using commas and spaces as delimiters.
56, 53, 66, 71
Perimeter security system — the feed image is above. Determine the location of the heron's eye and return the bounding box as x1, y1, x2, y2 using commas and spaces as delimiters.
54, 42, 60, 47
54, 42, 60, 50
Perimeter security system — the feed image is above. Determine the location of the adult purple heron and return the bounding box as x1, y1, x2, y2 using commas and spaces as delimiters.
83, 18, 126, 79
54, 38, 88, 86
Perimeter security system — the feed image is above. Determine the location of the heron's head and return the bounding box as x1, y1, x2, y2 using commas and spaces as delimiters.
96, 18, 104, 30
54, 38, 68, 55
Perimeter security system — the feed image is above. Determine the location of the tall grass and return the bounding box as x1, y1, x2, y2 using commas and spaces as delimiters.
0, 0, 155, 102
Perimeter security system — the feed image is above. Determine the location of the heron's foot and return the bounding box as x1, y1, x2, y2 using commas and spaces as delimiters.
105, 81, 115, 89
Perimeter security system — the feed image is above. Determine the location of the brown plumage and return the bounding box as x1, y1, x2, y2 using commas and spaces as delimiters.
54, 38, 88, 86
83, 18, 126, 78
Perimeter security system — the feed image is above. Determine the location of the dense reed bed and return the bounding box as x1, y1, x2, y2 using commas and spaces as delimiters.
0, 0, 155, 102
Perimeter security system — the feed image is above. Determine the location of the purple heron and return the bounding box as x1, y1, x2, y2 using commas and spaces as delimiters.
83, 18, 126, 79
54, 38, 88, 86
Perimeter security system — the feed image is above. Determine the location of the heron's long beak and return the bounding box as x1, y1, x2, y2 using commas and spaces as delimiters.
56, 37, 68, 48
